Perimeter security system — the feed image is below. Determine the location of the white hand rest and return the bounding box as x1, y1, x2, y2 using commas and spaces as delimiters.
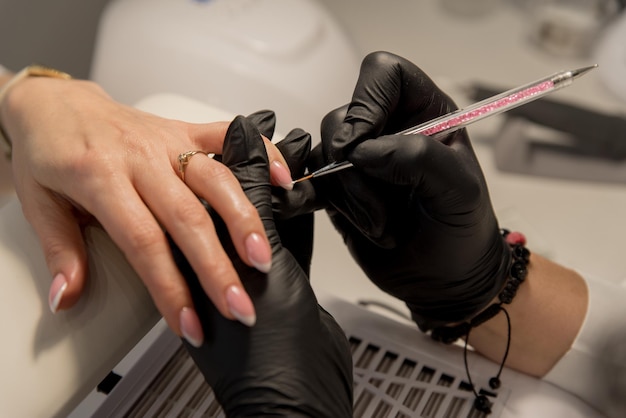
0, 198, 160, 418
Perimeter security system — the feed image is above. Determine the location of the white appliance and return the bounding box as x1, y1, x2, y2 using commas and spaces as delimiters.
90, 294, 601, 418
90, 0, 361, 138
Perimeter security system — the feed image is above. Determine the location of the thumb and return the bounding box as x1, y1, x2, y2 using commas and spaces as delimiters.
22, 191, 88, 312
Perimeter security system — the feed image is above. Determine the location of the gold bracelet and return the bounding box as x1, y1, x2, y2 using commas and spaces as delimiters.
0, 64, 72, 159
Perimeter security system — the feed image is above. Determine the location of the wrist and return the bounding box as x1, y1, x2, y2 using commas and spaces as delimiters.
0, 65, 72, 159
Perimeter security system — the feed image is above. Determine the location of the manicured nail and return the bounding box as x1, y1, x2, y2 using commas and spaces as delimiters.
245, 232, 272, 273
49, 273, 68, 314
226, 285, 256, 327
271, 160, 293, 190
180, 307, 204, 348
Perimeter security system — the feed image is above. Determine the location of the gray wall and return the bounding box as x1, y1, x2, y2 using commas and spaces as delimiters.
0, 0, 110, 78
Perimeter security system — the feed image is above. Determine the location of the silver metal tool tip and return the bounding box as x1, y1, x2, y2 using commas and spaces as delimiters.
571, 64, 598, 79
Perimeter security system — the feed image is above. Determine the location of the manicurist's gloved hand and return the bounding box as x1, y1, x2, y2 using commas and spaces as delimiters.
311, 51, 512, 330
169, 115, 353, 417
246, 110, 315, 276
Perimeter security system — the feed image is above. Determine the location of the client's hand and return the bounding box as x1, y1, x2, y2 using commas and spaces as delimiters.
2, 76, 293, 341
169, 116, 353, 417
311, 51, 511, 330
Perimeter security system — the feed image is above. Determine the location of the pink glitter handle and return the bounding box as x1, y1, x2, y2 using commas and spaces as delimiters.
408, 80, 555, 137
294, 65, 596, 183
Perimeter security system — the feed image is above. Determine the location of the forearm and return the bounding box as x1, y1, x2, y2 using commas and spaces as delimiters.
469, 252, 588, 377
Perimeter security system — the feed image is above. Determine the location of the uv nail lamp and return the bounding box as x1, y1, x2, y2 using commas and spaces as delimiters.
90, 0, 361, 138
89, 294, 601, 418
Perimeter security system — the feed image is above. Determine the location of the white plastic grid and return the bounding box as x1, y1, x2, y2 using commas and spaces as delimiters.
95, 325, 508, 418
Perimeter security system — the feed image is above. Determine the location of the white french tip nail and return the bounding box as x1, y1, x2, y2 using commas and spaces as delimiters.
49, 276, 68, 314
226, 285, 257, 327
180, 307, 204, 348
231, 310, 257, 327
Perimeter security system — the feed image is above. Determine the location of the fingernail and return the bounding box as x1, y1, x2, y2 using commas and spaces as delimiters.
245, 232, 272, 273
226, 285, 256, 327
180, 307, 204, 348
49, 273, 68, 314
271, 160, 293, 190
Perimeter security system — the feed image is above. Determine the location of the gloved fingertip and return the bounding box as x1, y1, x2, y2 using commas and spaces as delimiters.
308, 143, 326, 171
320, 106, 350, 162
276, 128, 311, 149
276, 129, 311, 176
246, 109, 276, 139
223, 116, 266, 167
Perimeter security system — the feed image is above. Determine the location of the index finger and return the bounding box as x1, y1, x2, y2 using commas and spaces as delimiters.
186, 121, 292, 188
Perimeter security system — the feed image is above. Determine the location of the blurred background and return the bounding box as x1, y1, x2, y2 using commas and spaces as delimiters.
2, 0, 626, 135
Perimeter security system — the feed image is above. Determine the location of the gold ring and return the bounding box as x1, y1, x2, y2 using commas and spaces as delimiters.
178, 150, 208, 183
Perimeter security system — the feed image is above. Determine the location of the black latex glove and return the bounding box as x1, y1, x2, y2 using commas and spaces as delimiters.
313, 51, 511, 330
169, 115, 353, 417
246, 109, 316, 276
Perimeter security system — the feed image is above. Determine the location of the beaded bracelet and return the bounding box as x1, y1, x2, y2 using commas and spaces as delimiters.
0, 65, 72, 159
430, 229, 530, 414
431, 230, 530, 344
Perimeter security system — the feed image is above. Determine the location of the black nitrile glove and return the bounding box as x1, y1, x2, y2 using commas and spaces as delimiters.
313, 51, 512, 330
169, 115, 353, 417
246, 109, 316, 275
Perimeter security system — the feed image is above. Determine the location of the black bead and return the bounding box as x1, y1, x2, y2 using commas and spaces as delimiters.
510, 261, 527, 279
489, 377, 501, 389
505, 281, 518, 292
499, 290, 513, 304
474, 395, 493, 414
512, 245, 530, 261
